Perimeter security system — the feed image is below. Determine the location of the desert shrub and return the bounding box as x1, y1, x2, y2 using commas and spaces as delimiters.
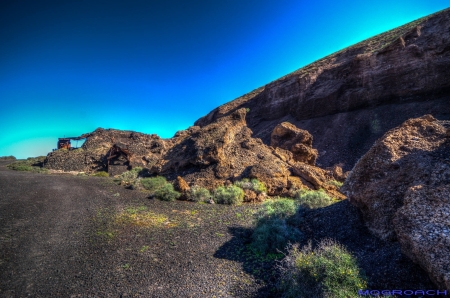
255, 198, 298, 220
93, 171, 109, 177
278, 239, 367, 298
327, 180, 343, 189
234, 178, 267, 194
188, 186, 211, 202
250, 199, 302, 254
214, 185, 244, 205
140, 176, 167, 192
154, 183, 181, 201
7, 157, 48, 173
8, 164, 33, 171
295, 189, 335, 209
252, 218, 302, 255
119, 170, 138, 181
119, 166, 143, 181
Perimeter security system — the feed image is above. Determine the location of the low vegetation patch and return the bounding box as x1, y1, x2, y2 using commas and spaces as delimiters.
0, 155, 16, 160
295, 189, 336, 209
92, 171, 109, 177
115, 206, 168, 228
278, 239, 367, 298
118, 167, 143, 184
141, 176, 168, 192
327, 180, 343, 189
140, 176, 181, 201
250, 199, 302, 255
7, 156, 48, 173
154, 183, 181, 201
234, 178, 267, 194
92, 205, 170, 242
214, 185, 245, 205
188, 186, 211, 202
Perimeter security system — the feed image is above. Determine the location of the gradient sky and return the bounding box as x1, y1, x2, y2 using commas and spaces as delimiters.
1, 0, 448, 159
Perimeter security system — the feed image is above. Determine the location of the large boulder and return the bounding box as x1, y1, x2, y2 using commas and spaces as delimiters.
342, 115, 450, 290
270, 122, 318, 165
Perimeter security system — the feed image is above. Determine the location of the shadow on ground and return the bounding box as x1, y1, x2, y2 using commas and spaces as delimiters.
214, 226, 280, 297
215, 200, 435, 297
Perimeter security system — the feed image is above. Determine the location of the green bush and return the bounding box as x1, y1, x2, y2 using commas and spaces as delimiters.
234, 178, 267, 194
327, 180, 343, 189
188, 186, 211, 202
252, 218, 302, 255
119, 166, 143, 181
250, 199, 302, 254
295, 189, 335, 209
92, 171, 109, 177
255, 199, 298, 220
141, 176, 167, 192
214, 185, 244, 205
278, 239, 367, 298
7, 157, 48, 173
154, 183, 181, 201
9, 164, 33, 171
119, 170, 138, 181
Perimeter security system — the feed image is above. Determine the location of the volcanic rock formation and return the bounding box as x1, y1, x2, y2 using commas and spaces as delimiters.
270, 122, 318, 165
44, 110, 344, 199
195, 8, 450, 170
342, 115, 450, 290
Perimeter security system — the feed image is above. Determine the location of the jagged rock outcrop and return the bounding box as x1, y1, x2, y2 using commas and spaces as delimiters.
195, 8, 450, 170
342, 115, 450, 290
270, 122, 318, 165
44, 112, 344, 199
150, 108, 293, 195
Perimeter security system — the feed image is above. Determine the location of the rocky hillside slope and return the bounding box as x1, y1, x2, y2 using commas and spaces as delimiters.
195, 8, 450, 170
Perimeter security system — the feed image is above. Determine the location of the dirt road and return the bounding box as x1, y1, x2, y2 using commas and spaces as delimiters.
0, 161, 267, 297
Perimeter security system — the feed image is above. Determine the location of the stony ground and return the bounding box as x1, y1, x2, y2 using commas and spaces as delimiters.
0, 160, 435, 297
0, 161, 273, 297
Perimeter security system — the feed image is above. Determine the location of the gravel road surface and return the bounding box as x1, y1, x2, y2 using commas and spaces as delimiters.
0, 161, 269, 297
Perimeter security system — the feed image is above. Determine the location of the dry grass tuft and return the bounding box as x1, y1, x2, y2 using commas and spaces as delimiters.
115, 206, 168, 228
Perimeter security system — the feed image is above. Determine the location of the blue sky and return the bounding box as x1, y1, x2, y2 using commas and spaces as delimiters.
1, 0, 448, 159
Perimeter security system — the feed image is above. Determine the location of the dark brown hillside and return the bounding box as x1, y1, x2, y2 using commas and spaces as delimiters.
195, 8, 450, 170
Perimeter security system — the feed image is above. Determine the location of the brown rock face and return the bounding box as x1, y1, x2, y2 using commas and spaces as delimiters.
270, 122, 318, 165
151, 108, 293, 195
342, 115, 450, 290
195, 8, 450, 170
